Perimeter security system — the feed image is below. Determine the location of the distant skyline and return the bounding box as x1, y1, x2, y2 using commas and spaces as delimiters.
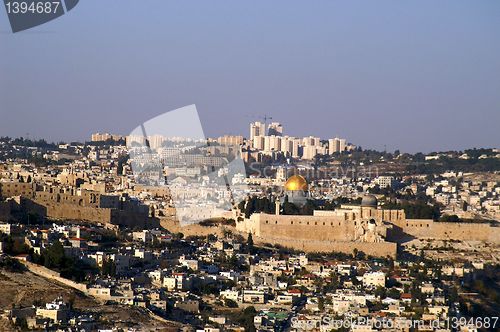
1, 1, 499, 153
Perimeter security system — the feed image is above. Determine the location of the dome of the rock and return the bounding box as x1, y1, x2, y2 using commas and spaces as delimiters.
284, 175, 308, 191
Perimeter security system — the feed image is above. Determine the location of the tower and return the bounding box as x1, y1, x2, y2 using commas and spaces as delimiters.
268, 122, 283, 136
250, 122, 266, 140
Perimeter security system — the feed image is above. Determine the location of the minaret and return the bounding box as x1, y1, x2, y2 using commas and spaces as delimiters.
275, 200, 280, 215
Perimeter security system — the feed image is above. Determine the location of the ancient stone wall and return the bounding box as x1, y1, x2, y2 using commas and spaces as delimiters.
392, 219, 500, 243
0, 182, 35, 199
250, 235, 397, 258
19, 260, 88, 293
237, 213, 357, 241
160, 218, 225, 237
42, 202, 113, 224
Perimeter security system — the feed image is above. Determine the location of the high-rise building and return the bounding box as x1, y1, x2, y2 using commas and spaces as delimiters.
302, 145, 318, 160
217, 135, 243, 146
268, 122, 283, 136
328, 138, 340, 154
252, 135, 265, 150
126, 135, 147, 147
328, 137, 347, 154
250, 122, 266, 140
292, 139, 300, 158
276, 167, 287, 181
91, 132, 123, 142
264, 135, 281, 153
339, 138, 346, 152
148, 135, 165, 150
280, 136, 294, 156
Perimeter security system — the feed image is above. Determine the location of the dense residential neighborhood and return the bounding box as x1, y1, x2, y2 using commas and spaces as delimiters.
0, 136, 499, 331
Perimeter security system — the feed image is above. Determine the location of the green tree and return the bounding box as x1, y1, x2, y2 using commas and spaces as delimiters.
247, 232, 254, 247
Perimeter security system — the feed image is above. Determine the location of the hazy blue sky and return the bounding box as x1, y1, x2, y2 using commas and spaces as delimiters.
1, 0, 499, 153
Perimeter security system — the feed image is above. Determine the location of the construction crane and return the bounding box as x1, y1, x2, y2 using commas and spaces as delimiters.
246, 114, 273, 132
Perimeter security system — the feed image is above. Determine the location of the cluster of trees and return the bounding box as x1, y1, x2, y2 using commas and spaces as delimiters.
30, 241, 96, 282
281, 197, 318, 215
240, 195, 350, 217
0, 256, 26, 272
234, 306, 257, 332
0, 234, 30, 255
85, 138, 125, 147
439, 214, 461, 222
463, 265, 500, 306
406, 154, 500, 174
101, 257, 117, 277
2, 137, 57, 149
383, 201, 441, 220
373, 285, 401, 300
238, 196, 275, 218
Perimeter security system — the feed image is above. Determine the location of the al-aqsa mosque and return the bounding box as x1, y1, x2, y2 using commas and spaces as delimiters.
235, 175, 500, 257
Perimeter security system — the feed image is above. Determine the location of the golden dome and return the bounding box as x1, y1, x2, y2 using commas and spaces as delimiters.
284, 175, 308, 191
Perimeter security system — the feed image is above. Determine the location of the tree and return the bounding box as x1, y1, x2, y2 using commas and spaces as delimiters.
318, 297, 325, 311
44, 241, 65, 269
247, 233, 254, 247
282, 196, 299, 215
101, 257, 117, 277
387, 288, 401, 299
439, 214, 460, 222
224, 298, 238, 308
374, 286, 387, 299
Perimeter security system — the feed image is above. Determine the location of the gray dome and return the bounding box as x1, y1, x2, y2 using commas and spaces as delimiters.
361, 194, 377, 207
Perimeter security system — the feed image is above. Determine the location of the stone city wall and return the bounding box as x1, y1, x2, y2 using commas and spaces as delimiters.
42, 202, 113, 224
238, 213, 358, 241
160, 218, 225, 238
19, 260, 88, 293
251, 235, 397, 258
397, 219, 500, 243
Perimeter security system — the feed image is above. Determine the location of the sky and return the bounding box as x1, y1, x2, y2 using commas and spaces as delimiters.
0, 0, 499, 153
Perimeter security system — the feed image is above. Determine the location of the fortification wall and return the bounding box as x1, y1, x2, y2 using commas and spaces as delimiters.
241, 213, 357, 241
0, 182, 35, 199
19, 261, 88, 293
397, 219, 500, 243
41, 202, 113, 224
251, 235, 397, 258
160, 218, 225, 237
